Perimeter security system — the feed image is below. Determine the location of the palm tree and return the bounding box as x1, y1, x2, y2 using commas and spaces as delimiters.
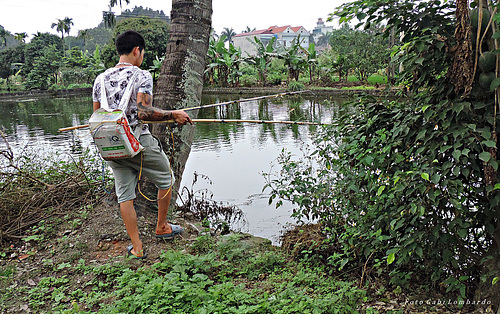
0, 28, 10, 46
51, 17, 73, 40
102, 10, 116, 29
150, 0, 212, 207
221, 27, 236, 45
77, 29, 90, 49
109, 0, 130, 10
14, 32, 27, 43
243, 26, 256, 33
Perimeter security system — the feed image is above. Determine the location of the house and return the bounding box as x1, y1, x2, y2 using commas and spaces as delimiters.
232, 25, 311, 56
311, 18, 334, 54
312, 18, 334, 39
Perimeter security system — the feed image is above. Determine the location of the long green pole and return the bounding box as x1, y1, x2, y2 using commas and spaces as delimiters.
58, 90, 312, 132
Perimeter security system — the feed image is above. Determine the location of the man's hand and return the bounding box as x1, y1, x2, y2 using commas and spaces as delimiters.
171, 110, 193, 125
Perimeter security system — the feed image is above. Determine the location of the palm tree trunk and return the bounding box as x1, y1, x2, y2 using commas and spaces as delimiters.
147, 0, 212, 208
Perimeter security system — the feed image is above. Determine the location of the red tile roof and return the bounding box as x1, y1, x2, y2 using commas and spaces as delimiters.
234, 25, 307, 37
234, 28, 274, 37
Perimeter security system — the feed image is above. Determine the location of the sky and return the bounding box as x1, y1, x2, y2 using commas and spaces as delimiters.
0, 0, 351, 40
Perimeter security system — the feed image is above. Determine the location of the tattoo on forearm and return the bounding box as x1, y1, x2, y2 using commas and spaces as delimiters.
137, 94, 173, 121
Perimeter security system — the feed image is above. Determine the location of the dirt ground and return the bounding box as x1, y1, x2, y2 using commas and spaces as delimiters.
1, 193, 498, 314
1, 193, 205, 280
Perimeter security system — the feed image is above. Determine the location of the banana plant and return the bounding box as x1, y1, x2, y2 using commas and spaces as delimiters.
247, 36, 277, 86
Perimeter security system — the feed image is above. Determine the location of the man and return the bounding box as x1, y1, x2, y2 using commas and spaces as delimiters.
92, 30, 192, 259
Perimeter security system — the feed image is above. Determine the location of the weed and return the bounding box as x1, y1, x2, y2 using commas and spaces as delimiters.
0, 265, 16, 277
27, 276, 70, 309
178, 172, 247, 232
216, 233, 251, 262
189, 234, 216, 254
0, 141, 107, 244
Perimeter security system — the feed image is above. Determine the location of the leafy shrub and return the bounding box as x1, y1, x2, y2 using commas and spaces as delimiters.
288, 80, 305, 92
239, 74, 258, 87
266, 1, 500, 305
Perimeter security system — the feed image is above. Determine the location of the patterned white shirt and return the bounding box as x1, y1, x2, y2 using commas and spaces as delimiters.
92, 66, 152, 135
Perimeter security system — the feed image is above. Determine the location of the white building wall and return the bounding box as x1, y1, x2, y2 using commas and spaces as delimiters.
233, 26, 311, 56
233, 35, 258, 56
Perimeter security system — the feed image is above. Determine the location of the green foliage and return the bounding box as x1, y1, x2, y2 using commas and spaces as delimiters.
288, 80, 305, 92
206, 34, 245, 87
264, 0, 500, 301
60, 46, 105, 86
24, 44, 63, 90
0, 44, 24, 79
98, 244, 363, 313
328, 24, 390, 82
247, 36, 278, 86
106, 17, 170, 69
22, 32, 63, 79
28, 276, 71, 309
275, 36, 308, 82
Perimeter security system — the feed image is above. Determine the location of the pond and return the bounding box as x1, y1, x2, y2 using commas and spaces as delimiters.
0, 92, 347, 244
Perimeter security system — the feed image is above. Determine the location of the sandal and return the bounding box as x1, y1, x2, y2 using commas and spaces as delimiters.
127, 245, 147, 259
155, 223, 183, 239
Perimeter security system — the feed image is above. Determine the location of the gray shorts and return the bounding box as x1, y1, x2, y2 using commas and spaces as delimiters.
107, 134, 175, 203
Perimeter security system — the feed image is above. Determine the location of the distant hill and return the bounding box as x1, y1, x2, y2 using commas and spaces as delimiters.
117, 6, 170, 23
0, 25, 21, 51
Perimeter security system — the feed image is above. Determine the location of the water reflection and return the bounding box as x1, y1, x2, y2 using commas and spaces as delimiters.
0, 93, 347, 244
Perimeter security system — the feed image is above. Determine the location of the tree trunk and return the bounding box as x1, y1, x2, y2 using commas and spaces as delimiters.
141, 0, 212, 209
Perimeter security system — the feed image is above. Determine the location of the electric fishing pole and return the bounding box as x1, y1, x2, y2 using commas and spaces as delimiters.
58, 90, 314, 132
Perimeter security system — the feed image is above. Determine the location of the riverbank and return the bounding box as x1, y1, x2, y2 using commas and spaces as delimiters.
0, 193, 471, 313
0, 85, 400, 102
0, 136, 484, 314
0, 88, 93, 102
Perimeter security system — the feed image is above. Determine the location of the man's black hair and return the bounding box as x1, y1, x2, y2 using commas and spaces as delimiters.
115, 30, 146, 55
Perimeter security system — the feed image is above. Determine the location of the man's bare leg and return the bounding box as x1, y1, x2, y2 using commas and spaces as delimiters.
155, 188, 173, 235
120, 200, 142, 254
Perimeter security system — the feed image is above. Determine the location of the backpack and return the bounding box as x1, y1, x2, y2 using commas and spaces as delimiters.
89, 70, 144, 160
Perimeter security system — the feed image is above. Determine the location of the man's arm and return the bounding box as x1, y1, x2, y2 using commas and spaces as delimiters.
93, 101, 100, 112
137, 92, 192, 125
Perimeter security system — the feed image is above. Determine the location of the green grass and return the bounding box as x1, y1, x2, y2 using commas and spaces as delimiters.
367, 74, 388, 84
3, 233, 366, 313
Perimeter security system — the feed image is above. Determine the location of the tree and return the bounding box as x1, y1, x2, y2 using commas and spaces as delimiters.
24, 44, 62, 89
206, 34, 227, 85
51, 17, 73, 41
221, 27, 236, 44
304, 43, 318, 84
328, 24, 389, 82
149, 0, 212, 207
14, 32, 27, 43
206, 34, 244, 87
0, 45, 24, 79
243, 26, 256, 33
22, 32, 63, 79
275, 36, 307, 82
111, 17, 170, 68
0, 27, 10, 46
267, 0, 500, 310
102, 10, 116, 29
77, 30, 90, 49
109, 0, 130, 10
316, 32, 331, 47
247, 36, 277, 86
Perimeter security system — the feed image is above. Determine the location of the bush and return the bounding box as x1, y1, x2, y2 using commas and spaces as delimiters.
288, 80, 305, 91
239, 74, 258, 87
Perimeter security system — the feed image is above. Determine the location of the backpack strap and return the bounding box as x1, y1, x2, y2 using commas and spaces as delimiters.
99, 69, 140, 112
117, 69, 141, 112
99, 75, 110, 110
